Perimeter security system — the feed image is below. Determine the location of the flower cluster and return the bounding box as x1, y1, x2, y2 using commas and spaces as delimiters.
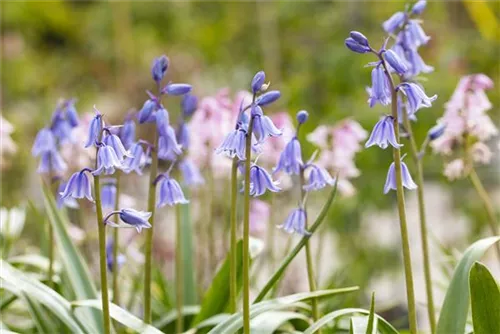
345, 0, 437, 194
431, 74, 498, 180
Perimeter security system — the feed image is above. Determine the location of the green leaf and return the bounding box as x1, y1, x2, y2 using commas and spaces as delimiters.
8, 254, 62, 273
192, 239, 245, 325
72, 299, 163, 334
304, 308, 398, 334
208, 287, 359, 334
366, 292, 376, 334
21, 292, 60, 334
470, 262, 500, 334
195, 314, 232, 330
152, 305, 201, 329
41, 184, 104, 332
436, 236, 500, 334
0, 260, 86, 333
250, 311, 310, 334
180, 190, 197, 305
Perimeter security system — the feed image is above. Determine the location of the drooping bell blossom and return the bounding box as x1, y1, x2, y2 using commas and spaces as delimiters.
155, 108, 171, 137
85, 112, 103, 148
255, 90, 281, 107
411, 0, 427, 15
37, 150, 67, 175
101, 181, 117, 209
151, 55, 169, 83
122, 142, 144, 175
105, 209, 152, 233
251, 71, 266, 94
106, 239, 126, 272
103, 133, 132, 161
50, 111, 72, 142
443, 159, 464, 181
177, 122, 190, 149
181, 94, 198, 118
249, 199, 270, 235
274, 137, 303, 175
120, 117, 136, 150
162, 83, 192, 96
365, 116, 402, 149
278, 207, 310, 236
303, 164, 335, 192
397, 94, 417, 124
56, 181, 79, 209
179, 159, 204, 187
248, 164, 281, 197
138, 100, 157, 124
60, 169, 93, 201
406, 49, 434, 77
368, 65, 392, 107
384, 49, 408, 75
32, 128, 56, 156
157, 127, 182, 160
405, 21, 430, 49
383, 159, 417, 194
156, 175, 189, 207
397, 82, 437, 115
65, 99, 79, 128
383, 11, 406, 33
251, 105, 282, 143
215, 126, 247, 161
92, 144, 123, 175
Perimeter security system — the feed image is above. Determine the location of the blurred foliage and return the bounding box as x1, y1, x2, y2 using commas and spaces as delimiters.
1, 0, 499, 310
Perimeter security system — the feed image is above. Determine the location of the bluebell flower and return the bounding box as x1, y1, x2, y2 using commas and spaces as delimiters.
177, 122, 190, 149
428, 123, 446, 141
411, 0, 427, 15
120, 118, 136, 150
151, 55, 169, 83
155, 108, 170, 138
37, 150, 67, 174
162, 83, 192, 96
251, 71, 266, 93
397, 82, 437, 115
368, 65, 392, 107
92, 144, 123, 175
60, 169, 93, 201
345, 37, 371, 54
32, 128, 56, 157
278, 208, 310, 236
248, 164, 281, 197
85, 112, 103, 147
274, 137, 303, 175
57, 181, 79, 209
122, 142, 144, 175
397, 94, 417, 124
156, 176, 189, 207
157, 126, 182, 160
105, 209, 152, 233
255, 90, 281, 106
50, 112, 72, 142
137, 100, 157, 124
365, 116, 402, 149
101, 181, 116, 209
106, 239, 125, 272
405, 21, 430, 49
181, 94, 198, 118
407, 49, 434, 76
384, 159, 417, 194
296, 110, 309, 124
215, 127, 247, 160
384, 49, 408, 75
179, 159, 204, 187
65, 100, 79, 128
251, 105, 282, 143
303, 164, 335, 191
383, 11, 406, 33
103, 133, 132, 161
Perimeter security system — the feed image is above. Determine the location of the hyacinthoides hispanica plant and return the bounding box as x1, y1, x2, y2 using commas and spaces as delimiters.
345, 1, 438, 332
137, 55, 192, 323
55, 106, 152, 334
216, 71, 283, 332
32, 99, 79, 288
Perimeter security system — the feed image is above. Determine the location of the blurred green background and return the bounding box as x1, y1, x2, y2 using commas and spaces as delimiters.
1, 0, 499, 320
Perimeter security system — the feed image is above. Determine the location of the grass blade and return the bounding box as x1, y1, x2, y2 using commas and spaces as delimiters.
469, 262, 500, 334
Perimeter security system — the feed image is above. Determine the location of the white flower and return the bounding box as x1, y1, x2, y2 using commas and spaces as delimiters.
443, 159, 465, 181
0, 207, 26, 239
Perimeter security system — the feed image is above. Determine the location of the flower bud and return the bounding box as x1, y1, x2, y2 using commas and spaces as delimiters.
296, 110, 309, 124
349, 31, 369, 47
151, 55, 169, 83
411, 1, 427, 15
162, 83, 192, 96
428, 123, 446, 141
251, 71, 266, 93
181, 94, 198, 118
384, 49, 408, 75
345, 37, 370, 54
255, 90, 281, 106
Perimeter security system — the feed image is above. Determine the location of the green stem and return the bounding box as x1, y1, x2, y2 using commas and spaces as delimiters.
468, 168, 500, 259
380, 60, 417, 334
112, 171, 121, 306
47, 220, 54, 288
175, 203, 184, 334
207, 166, 216, 274
403, 113, 436, 333
229, 159, 238, 313
94, 173, 111, 334
242, 117, 254, 334
254, 182, 337, 303
144, 131, 159, 324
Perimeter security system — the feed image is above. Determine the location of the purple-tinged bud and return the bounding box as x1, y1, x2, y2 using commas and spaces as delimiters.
181, 94, 198, 118
251, 71, 266, 93
137, 100, 156, 124
162, 83, 192, 96
428, 123, 446, 141
85, 113, 102, 148
296, 110, 309, 124
411, 1, 427, 15
384, 49, 408, 75
119, 118, 136, 150
65, 100, 79, 128
177, 122, 190, 149
255, 90, 281, 106
382, 11, 406, 33
151, 55, 169, 83
349, 31, 369, 47
345, 37, 371, 54
155, 108, 170, 138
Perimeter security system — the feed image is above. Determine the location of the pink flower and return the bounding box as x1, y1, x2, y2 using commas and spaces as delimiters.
249, 199, 270, 236
471, 142, 493, 164
443, 159, 465, 181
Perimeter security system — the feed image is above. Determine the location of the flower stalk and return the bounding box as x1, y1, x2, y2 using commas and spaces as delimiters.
175, 202, 184, 334
229, 158, 238, 313
112, 171, 121, 306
